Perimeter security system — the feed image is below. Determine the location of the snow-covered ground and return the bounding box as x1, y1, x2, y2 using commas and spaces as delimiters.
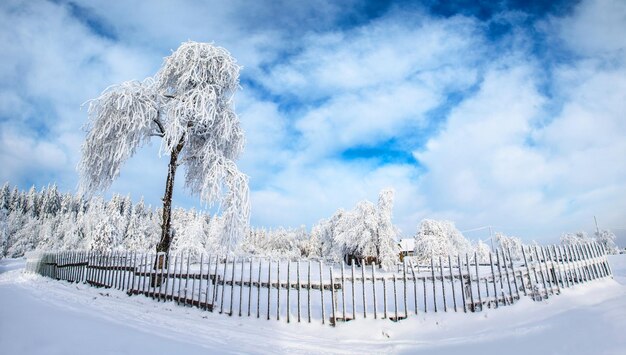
1, 255, 625, 354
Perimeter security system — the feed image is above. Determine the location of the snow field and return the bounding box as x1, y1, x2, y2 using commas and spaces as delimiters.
2, 255, 626, 354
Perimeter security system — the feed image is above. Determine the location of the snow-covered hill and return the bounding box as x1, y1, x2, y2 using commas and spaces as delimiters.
1, 255, 625, 354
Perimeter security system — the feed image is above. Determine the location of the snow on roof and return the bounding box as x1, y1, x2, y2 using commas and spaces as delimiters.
399, 238, 415, 252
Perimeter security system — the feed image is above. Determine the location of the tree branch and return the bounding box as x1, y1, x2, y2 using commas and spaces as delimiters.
152, 118, 165, 134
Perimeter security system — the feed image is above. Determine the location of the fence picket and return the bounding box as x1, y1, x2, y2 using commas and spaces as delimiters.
430, 257, 437, 312
297, 260, 301, 322
276, 259, 280, 321
266, 258, 272, 320
320, 260, 326, 324
465, 254, 475, 311
439, 256, 447, 312
257, 258, 262, 318
307, 260, 312, 323
402, 259, 408, 319
286, 260, 290, 323
352, 262, 357, 320
341, 261, 346, 322
489, 252, 498, 307
361, 260, 367, 318
448, 255, 457, 312
502, 249, 514, 302
371, 262, 377, 319
473, 252, 482, 311
248, 257, 253, 317
458, 255, 466, 313
409, 259, 418, 315
239, 257, 245, 317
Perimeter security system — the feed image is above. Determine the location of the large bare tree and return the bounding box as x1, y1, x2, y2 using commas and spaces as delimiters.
78, 41, 250, 254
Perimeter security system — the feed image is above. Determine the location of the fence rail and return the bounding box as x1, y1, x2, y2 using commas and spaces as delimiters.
26, 242, 613, 325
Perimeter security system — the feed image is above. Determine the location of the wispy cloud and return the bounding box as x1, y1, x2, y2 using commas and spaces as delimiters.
1, 0, 625, 243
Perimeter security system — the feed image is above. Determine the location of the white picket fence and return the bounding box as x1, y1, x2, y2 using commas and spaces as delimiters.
26, 242, 613, 325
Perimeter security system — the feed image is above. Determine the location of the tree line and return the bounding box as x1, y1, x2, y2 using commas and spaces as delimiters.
1, 183, 619, 268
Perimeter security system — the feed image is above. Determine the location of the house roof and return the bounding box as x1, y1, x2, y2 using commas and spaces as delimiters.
398, 238, 415, 252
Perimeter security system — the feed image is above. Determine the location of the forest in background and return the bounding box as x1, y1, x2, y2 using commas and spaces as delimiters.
0, 183, 619, 269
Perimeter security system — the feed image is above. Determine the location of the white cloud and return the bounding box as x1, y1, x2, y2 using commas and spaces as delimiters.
0, 0, 625, 244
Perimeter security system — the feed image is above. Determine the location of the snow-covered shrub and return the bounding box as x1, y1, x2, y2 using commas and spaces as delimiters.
560, 231, 591, 245
473, 240, 491, 263
594, 229, 619, 255
494, 232, 523, 261
413, 219, 471, 263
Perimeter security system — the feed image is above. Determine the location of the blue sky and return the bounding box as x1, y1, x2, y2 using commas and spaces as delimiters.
1, 0, 625, 244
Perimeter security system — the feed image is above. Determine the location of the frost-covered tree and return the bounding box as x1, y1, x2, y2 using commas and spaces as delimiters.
413, 219, 471, 263
310, 210, 346, 262
375, 189, 399, 269
473, 240, 491, 263
0, 183, 10, 211
595, 229, 619, 255
78, 41, 249, 254
313, 189, 399, 268
560, 231, 591, 245
494, 232, 523, 261
0, 208, 8, 258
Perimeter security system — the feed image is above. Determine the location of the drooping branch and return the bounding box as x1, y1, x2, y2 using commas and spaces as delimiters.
78, 78, 157, 195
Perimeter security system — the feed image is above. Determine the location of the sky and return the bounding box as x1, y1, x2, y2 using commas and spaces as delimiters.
1, 0, 625, 244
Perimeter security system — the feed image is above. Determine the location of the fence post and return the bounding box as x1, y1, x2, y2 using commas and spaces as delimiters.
371, 262, 377, 319
320, 260, 326, 324
440, 256, 447, 312
430, 257, 437, 312
307, 260, 312, 323
488, 252, 498, 307
362, 259, 367, 318
296, 259, 302, 323
351, 262, 357, 321
276, 259, 280, 321
330, 265, 337, 325
229, 256, 236, 316
248, 257, 253, 317
286, 260, 290, 323
393, 273, 399, 320
465, 254, 475, 311
532, 246, 549, 297
254, 258, 260, 317
266, 258, 272, 320
557, 246, 571, 288
256, 258, 262, 318
473, 252, 482, 310
383, 271, 388, 319
448, 255, 457, 312
239, 257, 245, 317
502, 249, 515, 302
297, 260, 302, 322
402, 259, 408, 319
409, 259, 418, 315
457, 255, 467, 312
341, 261, 346, 322
507, 247, 521, 300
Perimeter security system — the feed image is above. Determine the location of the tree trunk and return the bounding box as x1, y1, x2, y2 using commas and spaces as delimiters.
156, 135, 185, 254
152, 135, 185, 287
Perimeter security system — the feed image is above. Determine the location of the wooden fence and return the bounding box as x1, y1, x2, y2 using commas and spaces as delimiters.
26, 242, 613, 325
